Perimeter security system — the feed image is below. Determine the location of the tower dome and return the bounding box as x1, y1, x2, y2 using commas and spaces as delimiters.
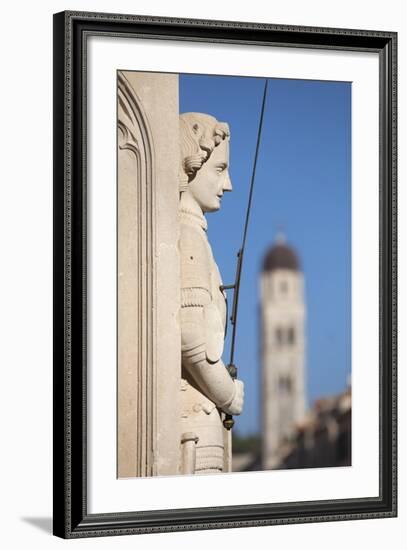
262, 234, 300, 272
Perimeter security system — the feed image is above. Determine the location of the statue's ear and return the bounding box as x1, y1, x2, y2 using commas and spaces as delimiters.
192, 122, 203, 138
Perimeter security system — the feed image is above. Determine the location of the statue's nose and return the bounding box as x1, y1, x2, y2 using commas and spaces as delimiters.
223, 171, 233, 192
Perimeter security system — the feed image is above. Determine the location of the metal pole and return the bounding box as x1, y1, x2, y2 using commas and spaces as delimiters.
223, 78, 269, 430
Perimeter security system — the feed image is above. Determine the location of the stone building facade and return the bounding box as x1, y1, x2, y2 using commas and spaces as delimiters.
276, 385, 352, 469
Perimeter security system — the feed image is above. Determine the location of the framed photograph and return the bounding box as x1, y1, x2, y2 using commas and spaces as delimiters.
53, 10, 397, 538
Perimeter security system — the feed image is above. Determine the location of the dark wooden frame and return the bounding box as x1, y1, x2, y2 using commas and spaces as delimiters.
53, 10, 397, 538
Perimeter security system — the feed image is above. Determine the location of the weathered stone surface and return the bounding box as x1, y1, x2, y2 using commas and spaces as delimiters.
178, 113, 244, 474
117, 82, 244, 478
117, 71, 181, 478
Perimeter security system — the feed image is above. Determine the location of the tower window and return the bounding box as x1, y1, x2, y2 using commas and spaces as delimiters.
280, 280, 288, 293
275, 327, 295, 347
288, 327, 295, 344
278, 376, 293, 394
286, 377, 293, 392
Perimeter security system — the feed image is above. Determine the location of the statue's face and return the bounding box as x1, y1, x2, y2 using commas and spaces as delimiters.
189, 139, 232, 213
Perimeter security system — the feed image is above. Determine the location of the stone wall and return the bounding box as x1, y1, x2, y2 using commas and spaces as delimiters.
117, 71, 181, 478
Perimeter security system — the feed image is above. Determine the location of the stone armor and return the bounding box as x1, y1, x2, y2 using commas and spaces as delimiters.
179, 207, 231, 474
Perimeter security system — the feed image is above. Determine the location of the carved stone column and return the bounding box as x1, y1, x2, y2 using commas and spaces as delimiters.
117, 71, 181, 477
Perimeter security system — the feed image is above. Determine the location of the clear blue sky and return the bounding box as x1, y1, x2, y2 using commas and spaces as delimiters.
180, 74, 351, 436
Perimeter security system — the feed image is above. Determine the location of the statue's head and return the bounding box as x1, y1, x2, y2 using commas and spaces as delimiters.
179, 113, 232, 213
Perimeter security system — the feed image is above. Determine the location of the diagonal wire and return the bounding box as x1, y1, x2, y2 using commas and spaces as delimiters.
242, 78, 269, 252
229, 78, 269, 366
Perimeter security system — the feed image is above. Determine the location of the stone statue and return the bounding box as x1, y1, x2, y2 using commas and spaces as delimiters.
179, 112, 245, 474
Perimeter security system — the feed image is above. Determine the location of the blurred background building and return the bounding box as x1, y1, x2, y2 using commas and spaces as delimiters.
232, 235, 351, 472
275, 385, 351, 469
260, 233, 306, 469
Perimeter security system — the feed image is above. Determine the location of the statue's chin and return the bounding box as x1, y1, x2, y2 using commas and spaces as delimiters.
204, 202, 221, 214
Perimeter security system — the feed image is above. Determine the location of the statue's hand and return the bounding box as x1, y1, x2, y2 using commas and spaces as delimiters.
222, 379, 244, 416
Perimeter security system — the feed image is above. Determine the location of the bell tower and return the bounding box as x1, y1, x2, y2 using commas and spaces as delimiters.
260, 233, 306, 469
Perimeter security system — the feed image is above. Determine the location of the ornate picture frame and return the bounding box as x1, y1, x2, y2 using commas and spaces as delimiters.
53, 10, 397, 538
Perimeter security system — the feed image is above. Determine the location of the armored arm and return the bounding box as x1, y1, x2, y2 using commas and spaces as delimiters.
180, 224, 244, 415
181, 305, 243, 415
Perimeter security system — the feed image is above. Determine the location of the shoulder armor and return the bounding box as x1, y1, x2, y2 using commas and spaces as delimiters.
180, 224, 211, 295
180, 224, 225, 363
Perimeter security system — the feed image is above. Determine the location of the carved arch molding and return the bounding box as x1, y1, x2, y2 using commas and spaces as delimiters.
117, 72, 155, 478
